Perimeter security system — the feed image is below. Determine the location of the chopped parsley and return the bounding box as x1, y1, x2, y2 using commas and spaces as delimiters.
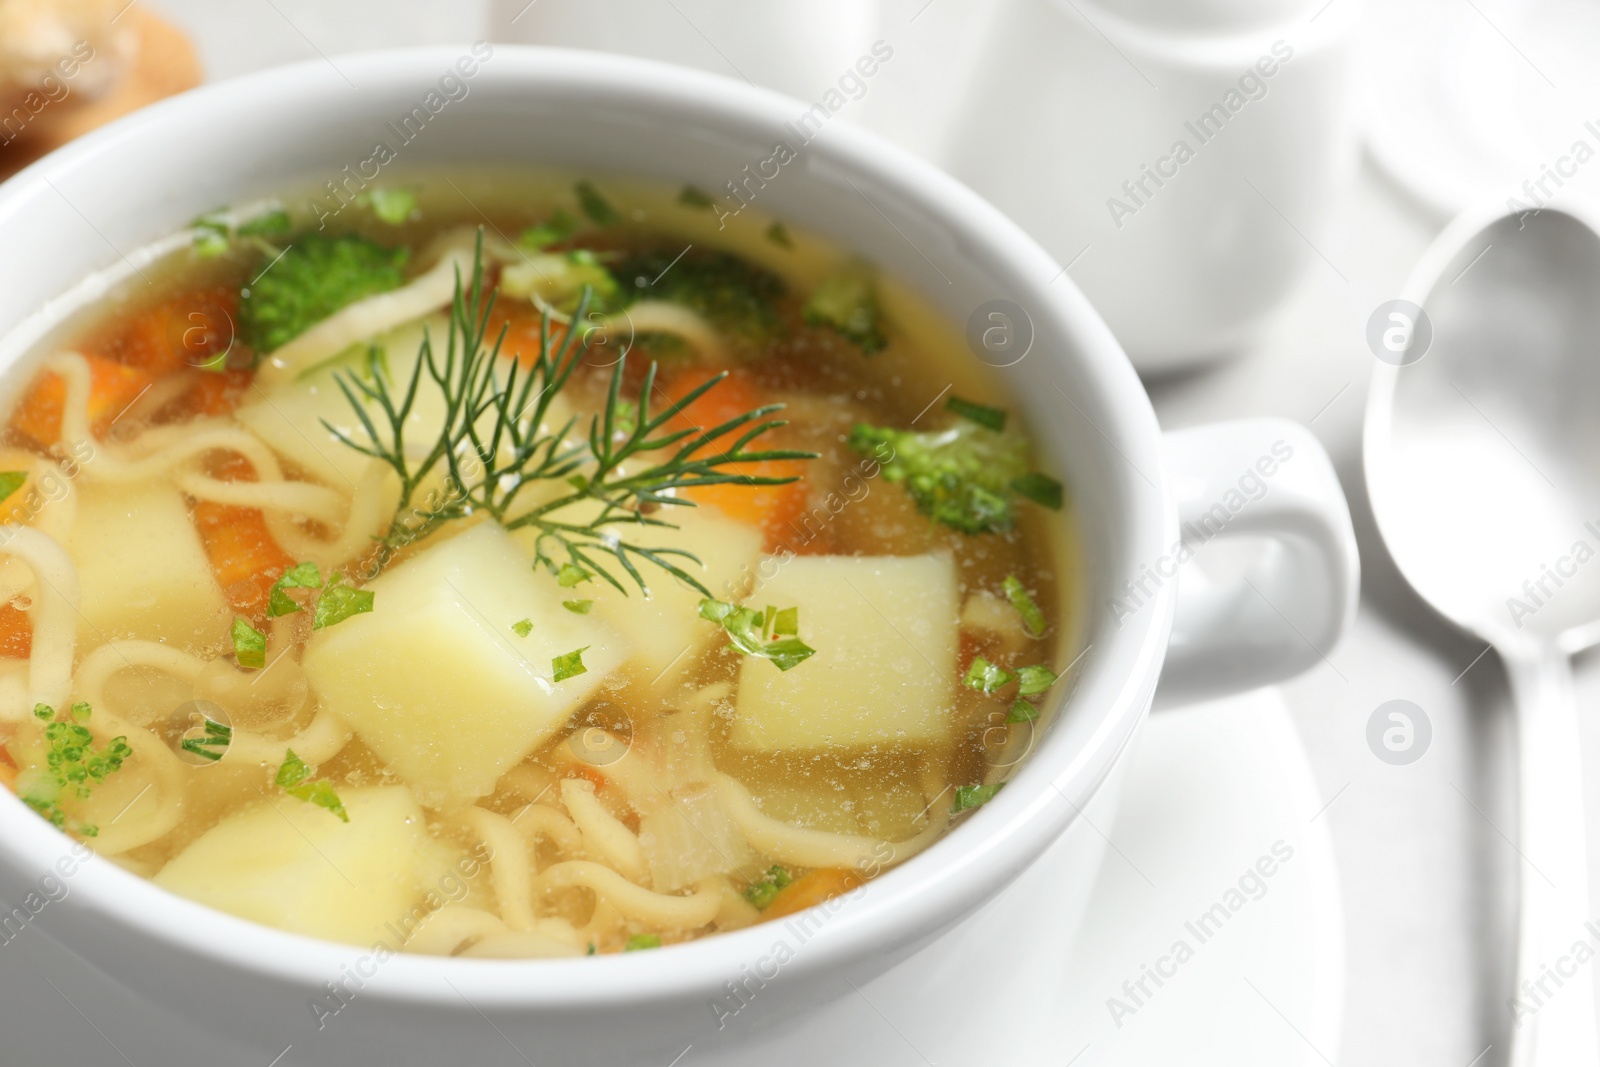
1002, 575, 1047, 637
698, 599, 816, 672
946, 395, 1007, 432
518, 210, 577, 251
1010, 471, 1064, 510
192, 213, 231, 257
552, 646, 590, 683
512, 618, 534, 638
19, 702, 132, 836
562, 600, 593, 615
1017, 665, 1058, 696
624, 933, 661, 951
312, 577, 374, 630
743, 865, 793, 909
238, 209, 292, 238
576, 180, 621, 226
231, 617, 267, 670
363, 188, 417, 225
268, 560, 323, 617
953, 783, 1004, 813
275, 749, 348, 822
765, 221, 793, 248
1007, 699, 1039, 723
678, 186, 714, 209
180, 716, 233, 762
557, 563, 591, 589
0, 470, 27, 505
962, 656, 1013, 695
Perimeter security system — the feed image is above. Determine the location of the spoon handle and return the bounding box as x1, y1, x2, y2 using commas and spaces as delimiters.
1503, 645, 1598, 1067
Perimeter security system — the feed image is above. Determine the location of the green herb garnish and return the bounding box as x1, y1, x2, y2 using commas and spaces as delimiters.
946, 396, 1007, 432
231, 617, 267, 670
1010, 472, 1064, 510
1016, 665, 1058, 696
624, 933, 661, 951
512, 618, 534, 638
0, 470, 27, 505
180, 716, 233, 762
192, 213, 232, 257
364, 188, 417, 225
240, 233, 409, 353
268, 560, 324, 618
765, 221, 793, 248
962, 656, 1013, 695
562, 600, 593, 615
275, 749, 349, 822
698, 599, 816, 672
553, 646, 590, 683
575, 180, 620, 226
1002, 575, 1047, 637
678, 186, 714, 209
311, 577, 374, 630
743, 865, 793, 909
326, 234, 814, 596
1006, 699, 1038, 723
19, 702, 131, 836
804, 262, 886, 353
953, 782, 1004, 813
518, 210, 577, 251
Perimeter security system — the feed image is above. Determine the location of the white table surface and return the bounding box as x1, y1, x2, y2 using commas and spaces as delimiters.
130, 4, 1589, 1064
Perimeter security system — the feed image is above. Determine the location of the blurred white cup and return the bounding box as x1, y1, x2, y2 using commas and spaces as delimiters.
490, 0, 880, 102
942, 0, 1360, 373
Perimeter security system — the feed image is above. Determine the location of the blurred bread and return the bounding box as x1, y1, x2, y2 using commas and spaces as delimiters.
0, 0, 135, 108
0, 1, 200, 178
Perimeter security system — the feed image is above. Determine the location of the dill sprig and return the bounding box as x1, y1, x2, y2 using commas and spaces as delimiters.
323, 232, 815, 596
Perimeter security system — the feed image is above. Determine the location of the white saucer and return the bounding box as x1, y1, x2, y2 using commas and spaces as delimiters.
0, 687, 1342, 1066
1044, 687, 1344, 1067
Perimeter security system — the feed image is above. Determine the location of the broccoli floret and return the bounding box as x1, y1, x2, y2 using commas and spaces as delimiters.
805, 263, 886, 353
613, 247, 785, 343
849, 421, 1062, 534
501, 249, 623, 315
239, 233, 409, 353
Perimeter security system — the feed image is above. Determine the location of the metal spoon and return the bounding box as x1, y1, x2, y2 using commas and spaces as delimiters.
1366, 203, 1600, 1066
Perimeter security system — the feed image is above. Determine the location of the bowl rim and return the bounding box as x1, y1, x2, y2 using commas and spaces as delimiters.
0, 45, 1175, 1009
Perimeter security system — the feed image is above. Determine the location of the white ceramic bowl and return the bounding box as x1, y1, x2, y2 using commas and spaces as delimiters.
0, 47, 1358, 1065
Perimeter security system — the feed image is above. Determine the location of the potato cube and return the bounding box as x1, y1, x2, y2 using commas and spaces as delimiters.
235, 317, 448, 488
732, 554, 959, 750
71, 479, 229, 648
302, 522, 628, 804
576, 503, 762, 687
154, 786, 452, 947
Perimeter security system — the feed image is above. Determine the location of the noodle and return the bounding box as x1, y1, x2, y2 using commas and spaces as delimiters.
535, 861, 721, 930
713, 773, 951, 871
460, 806, 538, 932
509, 802, 585, 857
560, 778, 648, 885
0, 527, 79, 721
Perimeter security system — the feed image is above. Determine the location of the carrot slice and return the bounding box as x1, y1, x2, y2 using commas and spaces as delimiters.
763, 868, 864, 920
0, 603, 31, 659
179, 367, 256, 417
191, 453, 294, 617
661, 369, 808, 551
10, 355, 151, 448
84, 286, 240, 378
194, 501, 295, 618
486, 304, 571, 368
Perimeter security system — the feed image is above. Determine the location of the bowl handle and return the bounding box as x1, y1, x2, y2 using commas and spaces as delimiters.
1154, 417, 1359, 705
